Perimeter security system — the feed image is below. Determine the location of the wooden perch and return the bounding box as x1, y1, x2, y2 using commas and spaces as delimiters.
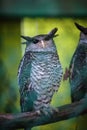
0, 97, 87, 130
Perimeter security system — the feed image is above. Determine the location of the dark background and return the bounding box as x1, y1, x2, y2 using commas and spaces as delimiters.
0, 0, 87, 17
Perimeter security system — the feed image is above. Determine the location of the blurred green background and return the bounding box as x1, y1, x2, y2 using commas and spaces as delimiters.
0, 0, 87, 130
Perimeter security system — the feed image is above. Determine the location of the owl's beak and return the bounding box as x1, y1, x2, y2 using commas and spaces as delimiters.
41, 40, 46, 48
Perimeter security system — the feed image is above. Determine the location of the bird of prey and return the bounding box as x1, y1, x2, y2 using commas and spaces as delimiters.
18, 28, 63, 119
63, 23, 87, 102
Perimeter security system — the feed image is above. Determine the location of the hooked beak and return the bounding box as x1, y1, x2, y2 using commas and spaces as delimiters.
41, 40, 46, 48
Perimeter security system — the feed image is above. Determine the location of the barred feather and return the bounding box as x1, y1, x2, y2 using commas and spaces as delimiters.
69, 23, 87, 102
18, 30, 63, 113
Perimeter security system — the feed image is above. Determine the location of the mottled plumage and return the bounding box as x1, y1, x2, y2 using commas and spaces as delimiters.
18, 28, 63, 115
64, 23, 87, 102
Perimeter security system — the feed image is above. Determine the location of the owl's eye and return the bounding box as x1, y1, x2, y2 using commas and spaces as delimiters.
33, 39, 39, 44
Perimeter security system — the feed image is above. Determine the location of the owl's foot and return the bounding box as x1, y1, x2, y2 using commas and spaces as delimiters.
40, 106, 59, 116
50, 106, 59, 113
47, 106, 59, 114
35, 110, 41, 115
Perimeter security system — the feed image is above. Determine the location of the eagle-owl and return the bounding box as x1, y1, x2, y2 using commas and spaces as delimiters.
18, 28, 63, 115
64, 23, 87, 102
70, 23, 87, 102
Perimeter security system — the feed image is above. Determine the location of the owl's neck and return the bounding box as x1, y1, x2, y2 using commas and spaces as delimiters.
79, 32, 87, 44
25, 47, 57, 53
79, 39, 87, 44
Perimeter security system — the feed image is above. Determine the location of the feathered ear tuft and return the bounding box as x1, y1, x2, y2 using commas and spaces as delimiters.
44, 27, 58, 40
49, 28, 58, 36
21, 36, 33, 44
21, 35, 32, 41
75, 22, 87, 34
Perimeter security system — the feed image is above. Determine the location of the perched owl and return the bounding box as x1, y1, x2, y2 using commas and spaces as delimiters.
18, 28, 63, 117
64, 23, 87, 102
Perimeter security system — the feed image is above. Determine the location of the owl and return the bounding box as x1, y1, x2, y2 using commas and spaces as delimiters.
64, 23, 87, 102
18, 28, 63, 116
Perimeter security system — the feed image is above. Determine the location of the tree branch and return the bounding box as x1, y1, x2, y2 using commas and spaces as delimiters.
0, 97, 87, 130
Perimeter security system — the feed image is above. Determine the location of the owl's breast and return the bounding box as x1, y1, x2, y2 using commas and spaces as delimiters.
30, 53, 63, 91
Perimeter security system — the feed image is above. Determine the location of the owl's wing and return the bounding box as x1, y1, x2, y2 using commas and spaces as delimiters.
70, 44, 87, 81
18, 52, 37, 112
18, 52, 31, 91
69, 44, 87, 101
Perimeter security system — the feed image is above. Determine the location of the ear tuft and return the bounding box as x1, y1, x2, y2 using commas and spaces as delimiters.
49, 28, 58, 36
74, 22, 87, 34
21, 35, 32, 41
44, 27, 58, 40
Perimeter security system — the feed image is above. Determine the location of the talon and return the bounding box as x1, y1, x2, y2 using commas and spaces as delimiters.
40, 109, 49, 116
36, 110, 41, 115
53, 108, 59, 113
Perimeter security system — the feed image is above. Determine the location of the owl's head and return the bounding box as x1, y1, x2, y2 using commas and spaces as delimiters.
21, 28, 58, 52
75, 22, 87, 42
